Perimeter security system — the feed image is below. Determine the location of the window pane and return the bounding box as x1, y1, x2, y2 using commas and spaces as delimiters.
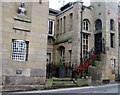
49, 21, 53, 34
82, 34, 89, 55
11, 40, 28, 61
95, 19, 102, 30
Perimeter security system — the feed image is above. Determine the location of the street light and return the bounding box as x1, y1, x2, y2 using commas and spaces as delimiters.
80, 1, 84, 66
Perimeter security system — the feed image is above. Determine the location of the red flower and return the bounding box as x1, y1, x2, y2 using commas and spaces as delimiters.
91, 52, 96, 58
88, 57, 92, 62
82, 62, 85, 66
85, 63, 88, 67
75, 67, 84, 71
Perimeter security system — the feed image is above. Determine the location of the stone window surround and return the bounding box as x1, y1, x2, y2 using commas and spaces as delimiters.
110, 19, 115, 31
11, 39, 29, 61
83, 33, 89, 56
83, 19, 90, 31
95, 19, 102, 31
48, 19, 55, 36
110, 33, 115, 48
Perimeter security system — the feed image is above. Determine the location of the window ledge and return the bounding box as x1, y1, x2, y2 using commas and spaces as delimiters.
48, 34, 54, 37
13, 27, 30, 32
110, 30, 115, 33
83, 30, 91, 34
14, 14, 31, 23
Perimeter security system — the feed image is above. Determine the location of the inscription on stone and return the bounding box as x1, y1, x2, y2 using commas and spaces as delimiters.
16, 70, 22, 74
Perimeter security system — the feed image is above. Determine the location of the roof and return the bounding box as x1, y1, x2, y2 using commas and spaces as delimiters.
60, 2, 73, 11
49, 8, 60, 15
49, 2, 92, 16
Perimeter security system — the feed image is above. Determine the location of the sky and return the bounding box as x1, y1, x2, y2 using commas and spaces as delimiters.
49, 0, 90, 10
49, 0, 120, 10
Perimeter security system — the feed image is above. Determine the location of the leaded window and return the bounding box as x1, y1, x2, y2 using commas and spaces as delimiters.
83, 20, 90, 31
11, 39, 28, 61
83, 34, 89, 55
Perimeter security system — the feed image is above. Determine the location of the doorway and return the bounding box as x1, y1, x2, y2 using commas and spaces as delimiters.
94, 33, 102, 53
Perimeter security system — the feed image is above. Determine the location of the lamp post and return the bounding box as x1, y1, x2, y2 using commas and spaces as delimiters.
80, 1, 84, 66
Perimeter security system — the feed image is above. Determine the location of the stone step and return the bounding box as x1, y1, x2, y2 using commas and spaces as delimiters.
53, 80, 76, 85
45, 78, 91, 88
52, 78, 77, 87
52, 83, 77, 87
52, 78, 73, 81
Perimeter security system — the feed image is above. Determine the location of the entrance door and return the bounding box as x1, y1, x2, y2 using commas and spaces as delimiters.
94, 33, 102, 53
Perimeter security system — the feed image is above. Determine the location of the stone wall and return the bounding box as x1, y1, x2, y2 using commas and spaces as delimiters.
0, 1, 2, 87
2, 2, 48, 86
3, 76, 45, 85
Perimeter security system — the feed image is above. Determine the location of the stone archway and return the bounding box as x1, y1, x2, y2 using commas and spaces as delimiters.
57, 46, 65, 60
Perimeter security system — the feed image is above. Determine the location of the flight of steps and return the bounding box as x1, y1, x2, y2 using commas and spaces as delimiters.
52, 78, 77, 88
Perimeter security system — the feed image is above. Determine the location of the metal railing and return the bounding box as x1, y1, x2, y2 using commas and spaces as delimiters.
46, 48, 102, 79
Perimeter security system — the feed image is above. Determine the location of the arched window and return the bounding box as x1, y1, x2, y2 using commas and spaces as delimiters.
110, 19, 115, 31
58, 46, 65, 57
83, 19, 90, 31
95, 19, 102, 31
58, 46, 65, 64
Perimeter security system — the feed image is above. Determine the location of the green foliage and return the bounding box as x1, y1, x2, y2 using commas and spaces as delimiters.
57, 59, 64, 67
88, 56, 97, 66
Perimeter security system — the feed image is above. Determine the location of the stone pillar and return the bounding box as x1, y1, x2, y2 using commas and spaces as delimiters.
71, 2, 81, 66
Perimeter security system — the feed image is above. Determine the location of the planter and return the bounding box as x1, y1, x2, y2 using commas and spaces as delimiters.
59, 66, 65, 78
45, 79, 53, 88
76, 78, 91, 86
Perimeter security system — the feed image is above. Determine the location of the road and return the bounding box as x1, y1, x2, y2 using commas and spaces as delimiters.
2, 83, 120, 95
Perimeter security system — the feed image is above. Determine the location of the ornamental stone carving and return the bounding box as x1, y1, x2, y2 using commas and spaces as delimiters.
17, 2, 27, 15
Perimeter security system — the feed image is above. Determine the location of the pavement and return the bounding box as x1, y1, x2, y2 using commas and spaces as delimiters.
0, 83, 119, 95
2, 83, 119, 94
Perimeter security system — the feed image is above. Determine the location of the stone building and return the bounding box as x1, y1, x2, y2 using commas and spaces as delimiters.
47, 0, 119, 82
1, 1, 49, 87
118, 1, 120, 75
0, 0, 120, 90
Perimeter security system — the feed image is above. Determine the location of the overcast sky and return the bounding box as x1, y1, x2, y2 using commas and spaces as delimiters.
49, 0, 120, 10
49, 0, 90, 10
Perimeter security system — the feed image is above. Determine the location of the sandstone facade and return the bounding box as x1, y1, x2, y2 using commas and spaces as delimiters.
48, 1, 120, 82
1, 1, 49, 86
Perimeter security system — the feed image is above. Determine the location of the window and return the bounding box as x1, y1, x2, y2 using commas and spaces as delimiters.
11, 39, 29, 61
57, 20, 59, 34
69, 13, 73, 31
48, 19, 54, 36
63, 16, 66, 32
47, 37, 53, 45
58, 46, 65, 57
110, 33, 115, 48
110, 19, 115, 31
110, 59, 116, 68
95, 19, 102, 31
60, 49, 65, 57
60, 18, 62, 33
47, 53, 51, 64
83, 34, 89, 55
58, 46, 65, 64
83, 19, 90, 31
